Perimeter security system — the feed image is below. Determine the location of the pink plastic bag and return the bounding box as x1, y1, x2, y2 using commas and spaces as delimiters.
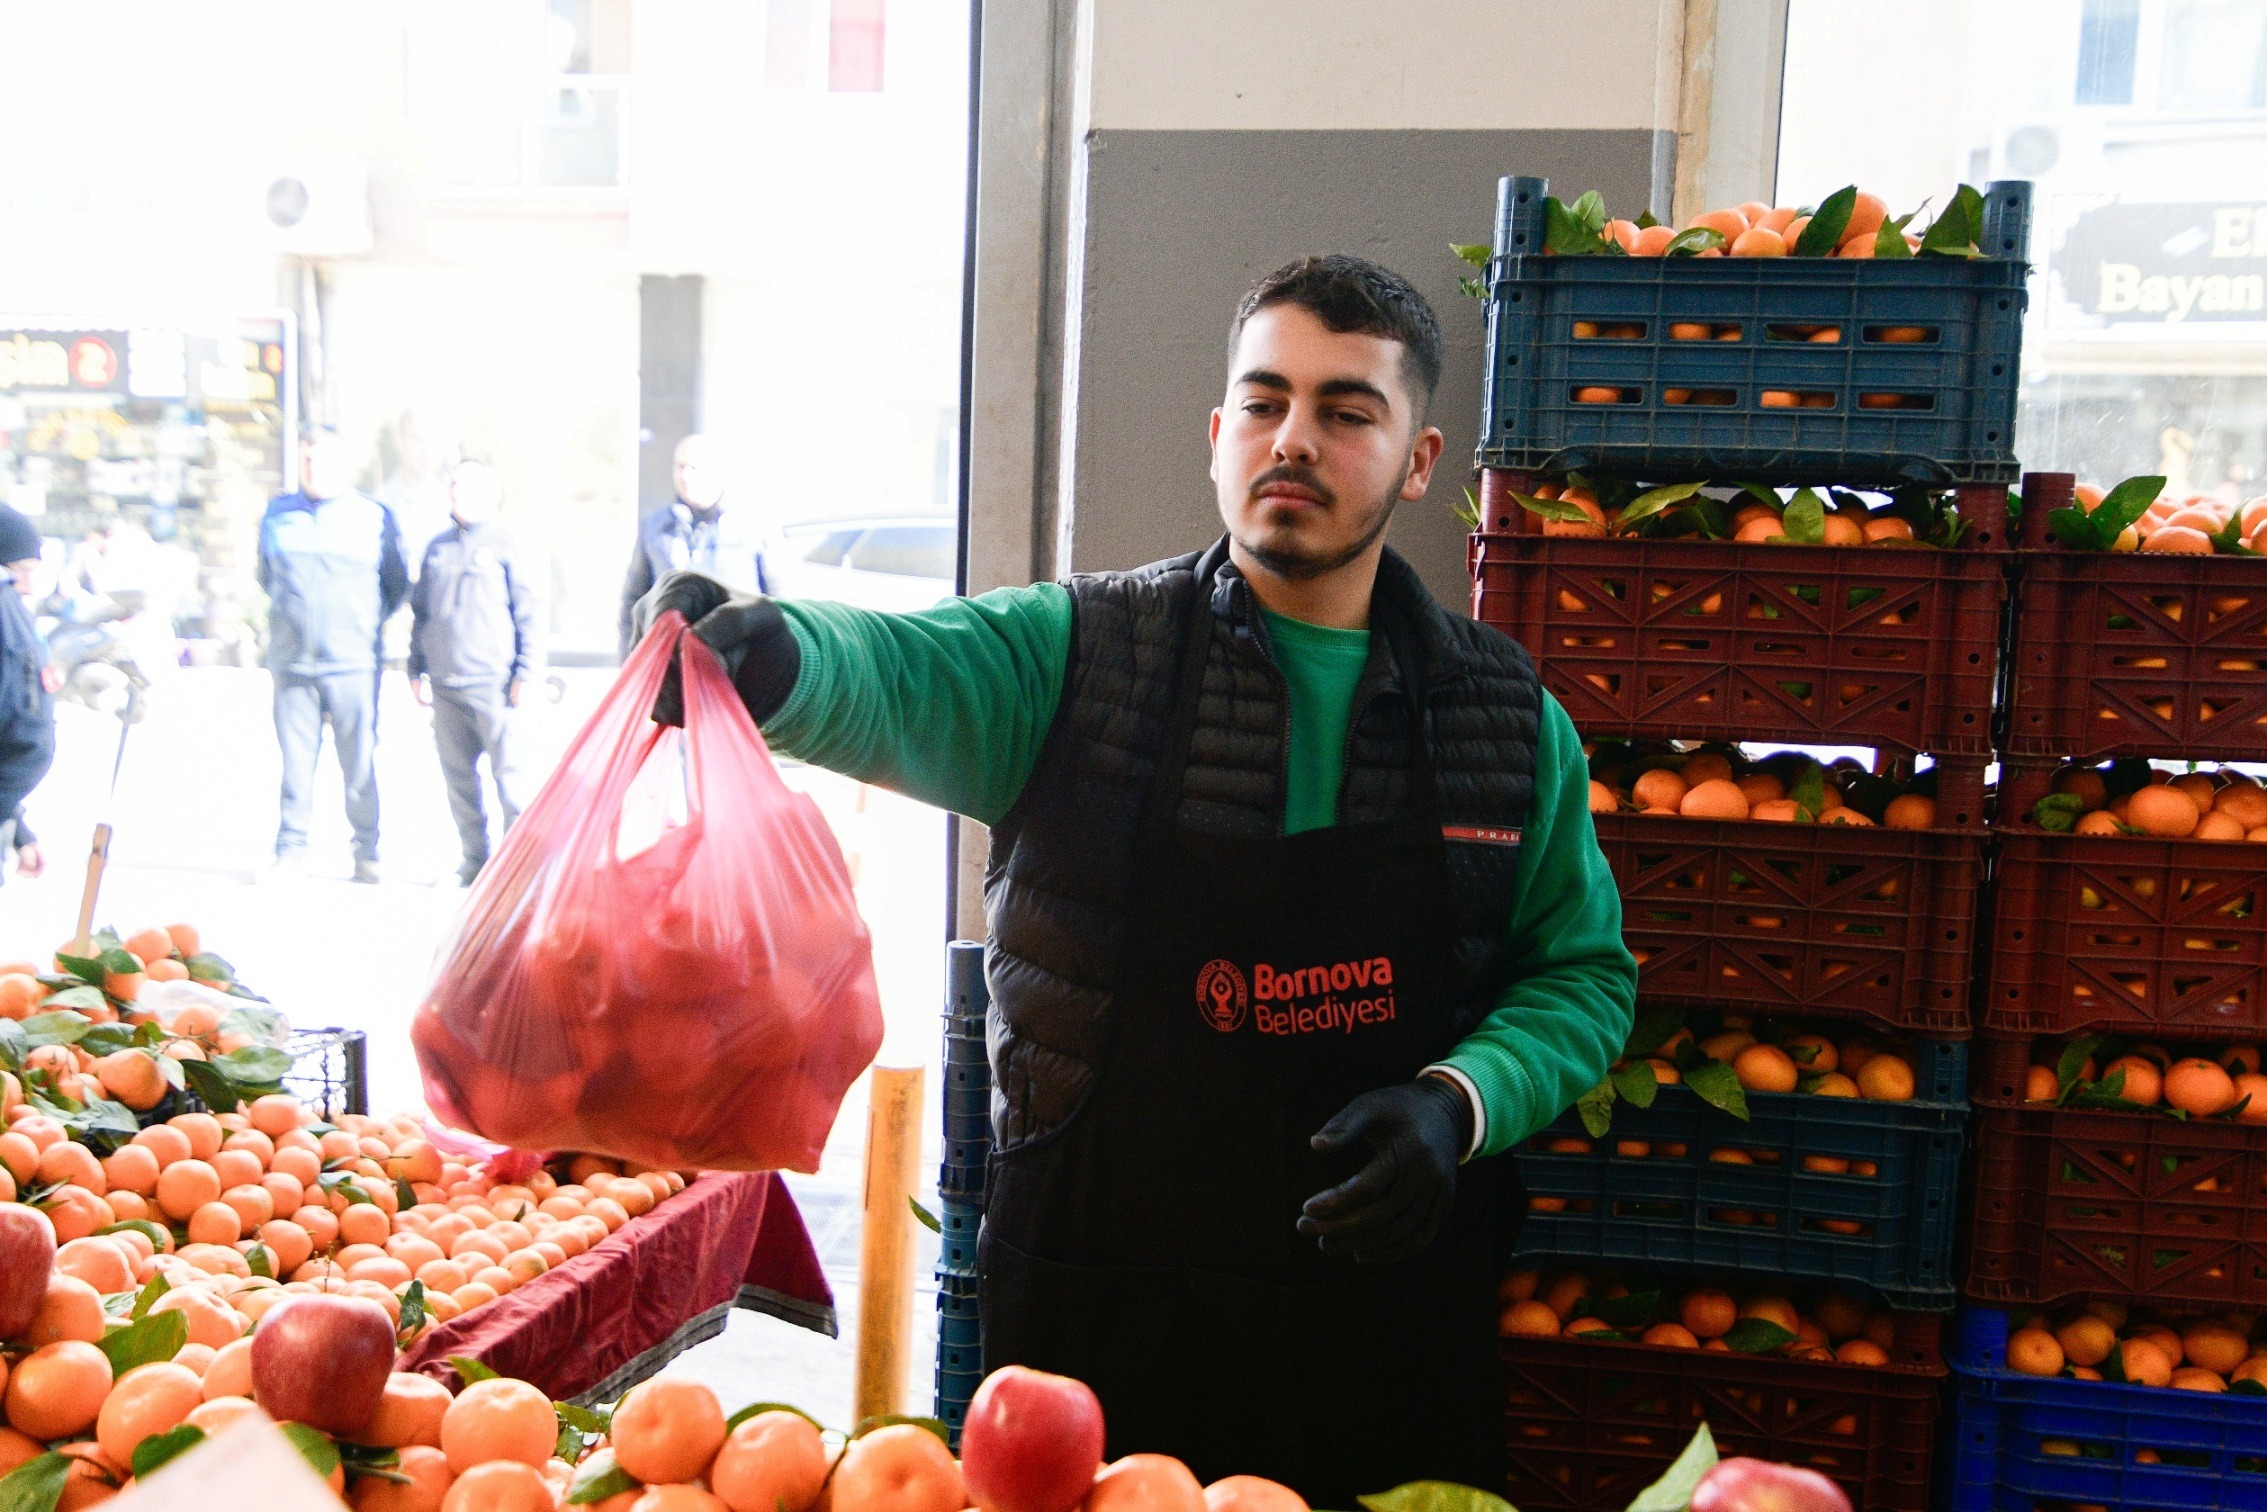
412, 614, 883, 1172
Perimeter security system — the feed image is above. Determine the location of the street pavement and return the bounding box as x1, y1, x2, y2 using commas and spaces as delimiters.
3, 663, 957, 1423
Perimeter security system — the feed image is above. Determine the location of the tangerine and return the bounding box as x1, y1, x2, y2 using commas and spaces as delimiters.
2104, 1055, 2163, 1107
1498, 1301, 1559, 1337
2056, 1315, 2116, 1368
831, 1425, 967, 1512
1856, 1055, 1916, 1101
1731, 1044, 1798, 1094
2166, 1058, 2238, 1116
95, 1361, 203, 1468
2006, 1328, 2064, 1377
360, 1370, 454, 1450
5, 1340, 113, 1438
2119, 1338, 2174, 1387
1681, 1289, 1737, 1339
350, 1443, 455, 1511
441, 1377, 558, 1473
711, 1410, 832, 1512
439, 1460, 553, 1512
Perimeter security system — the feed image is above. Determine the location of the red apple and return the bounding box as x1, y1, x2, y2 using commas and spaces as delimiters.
250, 1293, 396, 1435
1690, 1459, 1852, 1512
0, 1205, 56, 1340
962, 1366, 1106, 1512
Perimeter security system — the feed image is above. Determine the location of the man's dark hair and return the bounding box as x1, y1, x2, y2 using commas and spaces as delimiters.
1229, 255, 1444, 414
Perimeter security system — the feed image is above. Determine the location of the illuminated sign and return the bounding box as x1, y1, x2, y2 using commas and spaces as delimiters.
0, 330, 131, 392
2053, 202, 2267, 327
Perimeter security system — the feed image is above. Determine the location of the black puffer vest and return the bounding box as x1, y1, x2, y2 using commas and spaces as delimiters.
983, 539, 1542, 1150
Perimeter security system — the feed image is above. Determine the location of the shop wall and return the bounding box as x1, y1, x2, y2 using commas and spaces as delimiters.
1052, 0, 1680, 606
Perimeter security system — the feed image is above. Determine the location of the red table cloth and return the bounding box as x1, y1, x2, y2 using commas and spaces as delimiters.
400, 1171, 835, 1404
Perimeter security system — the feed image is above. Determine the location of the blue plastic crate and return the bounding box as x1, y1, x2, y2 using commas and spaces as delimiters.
1515, 1039, 1966, 1309
1477, 176, 2031, 486
1945, 1307, 2267, 1512
937, 1196, 982, 1272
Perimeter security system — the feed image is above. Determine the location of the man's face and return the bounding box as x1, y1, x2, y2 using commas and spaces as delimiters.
1209, 304, 1442, 581
450, 464, 503, 526
4, 560, 35, 601
674, 437, 726, 510
301, 437, 351, 501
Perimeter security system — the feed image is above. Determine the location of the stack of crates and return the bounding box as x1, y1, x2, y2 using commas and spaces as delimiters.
934, 941, 989, 1439
1464, 172, 2035, 1511
1946, 472, 2267, 1510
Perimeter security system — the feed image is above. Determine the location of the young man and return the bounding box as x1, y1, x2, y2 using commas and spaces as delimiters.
638, 257, 1634, 1502
257, 428, 410, 884
408, 459, 539, 886
0, 505, 53, 886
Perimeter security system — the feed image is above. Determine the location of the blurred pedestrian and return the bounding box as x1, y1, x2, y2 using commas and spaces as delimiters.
618, 433, 764, 658
256, 428, 408, 884
408, 459, 538, 886
0, 505, 54, 886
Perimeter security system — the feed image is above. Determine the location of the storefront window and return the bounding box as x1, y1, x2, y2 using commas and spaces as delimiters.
1781, 0, 2267, 500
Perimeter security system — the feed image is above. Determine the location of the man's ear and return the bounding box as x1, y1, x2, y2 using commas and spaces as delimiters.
1400, 425, 1447, 502
1207, 406, 1223, 483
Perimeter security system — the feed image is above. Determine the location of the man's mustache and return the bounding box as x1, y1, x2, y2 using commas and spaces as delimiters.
1248, 465, 1335, 508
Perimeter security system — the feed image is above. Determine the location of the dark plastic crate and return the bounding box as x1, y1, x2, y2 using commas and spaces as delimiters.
1598, 795, 1985, 1035
1515, 1039, 1966, 1309
2003, 471, 2267, 763
1502, 1306, 1944, 1511
1984, 766, 2267, 1038
1966, 1035, 2267, 1307
1945, 1306, 2267, 1512
1476, 175, 2030, 487
1468, 525, 2007, 755
270, 1028, 366, 1118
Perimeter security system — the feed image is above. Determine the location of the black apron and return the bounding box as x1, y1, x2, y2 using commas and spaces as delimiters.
981, 576, 1515, 1507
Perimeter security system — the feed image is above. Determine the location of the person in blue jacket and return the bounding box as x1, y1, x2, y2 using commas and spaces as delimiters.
616, 433, 764, 658
0, 505, 53, 887
408, 459, 539, 886
257, 427, 408, 883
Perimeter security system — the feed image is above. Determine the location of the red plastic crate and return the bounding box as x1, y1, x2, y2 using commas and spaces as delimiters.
1502, 1310, 1944, 1512
1601, 779, 1984, 1035
1984, 767, 2267, 1038
1467, 476, 2007, 755
1966, 1035, 2267, 1307
2005, 473, 2267, 764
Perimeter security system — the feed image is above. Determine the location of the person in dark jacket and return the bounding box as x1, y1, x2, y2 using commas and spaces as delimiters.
616, 433, 764, 658
257, 427, 409, 884
409, 459, 538, 886
0, 506, 54, 887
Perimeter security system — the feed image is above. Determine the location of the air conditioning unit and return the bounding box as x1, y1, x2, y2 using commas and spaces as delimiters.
259, 152, 373, 258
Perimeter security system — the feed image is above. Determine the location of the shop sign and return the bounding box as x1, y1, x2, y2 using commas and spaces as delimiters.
0, 330, 129, 392
2053, 201, 2267, 326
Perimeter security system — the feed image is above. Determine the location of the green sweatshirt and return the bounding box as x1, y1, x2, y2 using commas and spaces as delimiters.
764, 584, 1636, 1158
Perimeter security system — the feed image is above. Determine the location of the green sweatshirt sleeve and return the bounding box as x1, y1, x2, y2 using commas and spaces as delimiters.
760, 584, 1073, 827
1437, 694, 1638, 1157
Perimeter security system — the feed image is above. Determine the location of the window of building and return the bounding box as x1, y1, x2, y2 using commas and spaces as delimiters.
1782, 0, 2267, 504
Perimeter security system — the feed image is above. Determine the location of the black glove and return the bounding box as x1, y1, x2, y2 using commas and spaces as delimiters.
630, 570, 801, 727
1296, 1076, 1473, 1266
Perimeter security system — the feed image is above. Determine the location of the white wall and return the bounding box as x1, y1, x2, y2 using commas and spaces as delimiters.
1079, 0, 1680, 131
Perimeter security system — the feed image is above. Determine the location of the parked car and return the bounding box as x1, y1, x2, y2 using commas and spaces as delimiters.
759, 516, 956, 612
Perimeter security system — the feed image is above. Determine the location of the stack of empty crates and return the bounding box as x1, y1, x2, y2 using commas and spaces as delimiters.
934, 941, 988, 1437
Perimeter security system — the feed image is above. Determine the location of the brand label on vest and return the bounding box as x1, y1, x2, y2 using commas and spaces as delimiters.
1442, 825, 1521, 847
1194, 956, 1397, 1036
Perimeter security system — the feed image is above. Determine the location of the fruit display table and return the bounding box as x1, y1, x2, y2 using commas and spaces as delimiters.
396, 1171, 833, 1405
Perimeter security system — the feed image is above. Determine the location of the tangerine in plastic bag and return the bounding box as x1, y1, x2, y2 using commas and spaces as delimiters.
411, 613, 883, 1172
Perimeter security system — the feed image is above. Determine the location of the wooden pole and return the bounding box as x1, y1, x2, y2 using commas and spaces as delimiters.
855, 1065, 926, 1423
70, 822, 112, 957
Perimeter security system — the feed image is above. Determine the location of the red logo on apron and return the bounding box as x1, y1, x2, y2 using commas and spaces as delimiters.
1194, 959, 1248, 1032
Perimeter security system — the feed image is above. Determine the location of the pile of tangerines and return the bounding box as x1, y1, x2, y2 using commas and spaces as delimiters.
1587, 744, 1943, 830
1523, 479, 1961, 544
2004, 1301, 2267, 1393
1609, 1016, 1922, 1106
1498, 1267, 1904, 1374
2030, 760, 2267, 842
2018, 1036, 2267, 1125
2067, 479, 2267, 556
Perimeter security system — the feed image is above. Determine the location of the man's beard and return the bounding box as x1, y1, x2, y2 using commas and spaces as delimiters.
1232, 462, 1406, 581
